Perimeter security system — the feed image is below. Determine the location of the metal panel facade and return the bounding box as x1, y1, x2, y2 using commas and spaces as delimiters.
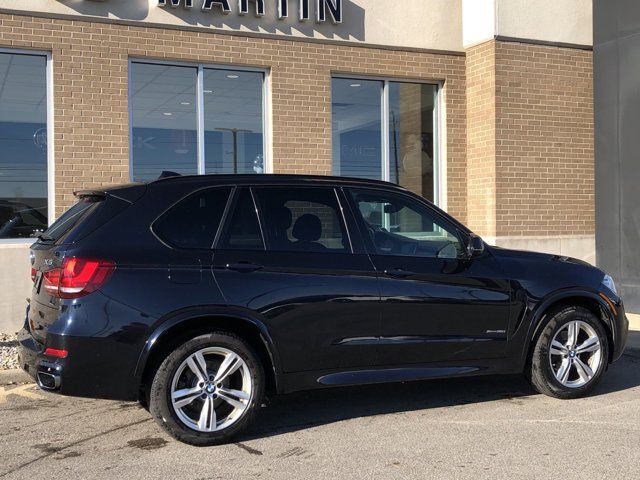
594, 0, 640, 311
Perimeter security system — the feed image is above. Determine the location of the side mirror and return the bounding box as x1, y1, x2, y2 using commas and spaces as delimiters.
466, 234, 485, 258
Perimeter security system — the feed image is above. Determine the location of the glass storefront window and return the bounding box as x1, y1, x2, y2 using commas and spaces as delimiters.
204, 69, 264, 174
0, 52, 49, 239
331, 78, 383, 180
388, 82, 437, 200
131, 63, 198, 180
332, 78, 439, 204
130, 62, 266, 181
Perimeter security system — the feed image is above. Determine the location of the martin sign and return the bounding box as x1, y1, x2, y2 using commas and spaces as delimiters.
158, 0, 343, 24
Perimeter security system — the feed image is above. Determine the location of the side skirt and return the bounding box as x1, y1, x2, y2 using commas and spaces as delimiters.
279, 358, 524, 394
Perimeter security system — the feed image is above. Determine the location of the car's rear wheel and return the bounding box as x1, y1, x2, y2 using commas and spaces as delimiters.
528, 306, 609, 399
149, 332, 264, 446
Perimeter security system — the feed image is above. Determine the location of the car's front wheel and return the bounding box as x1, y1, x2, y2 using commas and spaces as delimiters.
149, 332, 264, 446
528, 306, 609, 399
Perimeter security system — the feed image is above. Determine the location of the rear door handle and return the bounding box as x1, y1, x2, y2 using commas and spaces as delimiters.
384, 268, 415, 278
226, 262, 263, 273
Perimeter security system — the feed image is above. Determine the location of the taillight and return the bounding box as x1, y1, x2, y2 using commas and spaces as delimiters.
31, 267, 37, 282
42, 257, 115, 299
42, 268, 62, 296
44, 347, 68, 358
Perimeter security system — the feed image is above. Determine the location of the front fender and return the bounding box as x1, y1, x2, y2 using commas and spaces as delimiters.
521, 287, 618, 363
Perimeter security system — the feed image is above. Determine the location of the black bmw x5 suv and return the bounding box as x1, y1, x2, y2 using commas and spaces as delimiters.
19, 174, 628, 445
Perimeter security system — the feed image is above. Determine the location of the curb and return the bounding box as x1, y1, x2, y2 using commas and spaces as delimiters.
0, 369, 32, 386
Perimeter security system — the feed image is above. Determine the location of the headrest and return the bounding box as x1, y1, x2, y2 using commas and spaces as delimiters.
291, 214, 322, 242
271, 206, 293, 230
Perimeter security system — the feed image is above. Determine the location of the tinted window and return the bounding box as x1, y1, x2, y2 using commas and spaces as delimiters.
332, 78, 383, 180
41, 197, 101, 242
0, 53, 49, 238
131, 63, 198, 181
254, 187, 349, 253
388, 82, 438, 202
331, 78, 439, 203
349, 189, 462, 259
218, 189, 263, 250
204, 69, 265, 174
130, 62, 266, 181
154, 187, 231, 249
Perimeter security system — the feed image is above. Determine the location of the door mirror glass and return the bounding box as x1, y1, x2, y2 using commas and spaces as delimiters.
466, 234, 485, 258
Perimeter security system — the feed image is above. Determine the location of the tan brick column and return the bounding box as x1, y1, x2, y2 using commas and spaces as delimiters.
466, 41, 497, 238
466, 39, 594, 257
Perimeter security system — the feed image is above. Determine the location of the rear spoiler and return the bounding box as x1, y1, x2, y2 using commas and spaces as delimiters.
74, 183, 146, 204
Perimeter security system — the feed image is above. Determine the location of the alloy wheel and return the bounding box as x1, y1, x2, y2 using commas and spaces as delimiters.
548, 320, 603, 388
170, 347, 253, 432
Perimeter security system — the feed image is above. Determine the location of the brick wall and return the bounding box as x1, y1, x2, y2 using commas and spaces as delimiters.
466, 40, 594, 238
466, 41, 497, 237
0, 13, 467, 223
494, 41, 594, 237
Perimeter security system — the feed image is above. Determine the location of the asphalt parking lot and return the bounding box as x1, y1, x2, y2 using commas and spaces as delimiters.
1, 332, 639, 480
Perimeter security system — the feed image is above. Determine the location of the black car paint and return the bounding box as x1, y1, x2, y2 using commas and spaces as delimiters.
17, 175, 628, 401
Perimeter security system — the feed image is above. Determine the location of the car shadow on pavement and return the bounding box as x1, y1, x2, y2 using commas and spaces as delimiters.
242, 351, 640, 442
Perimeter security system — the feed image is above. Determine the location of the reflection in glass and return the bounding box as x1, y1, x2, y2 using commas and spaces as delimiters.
388, 82, 437, 202
350, 189, 461, 259
331, 78, 383, 179
0, 53, 48, 238
204, 69, 264, 174
131, 63, 198, 181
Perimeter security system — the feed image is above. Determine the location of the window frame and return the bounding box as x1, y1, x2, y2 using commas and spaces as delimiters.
0, 48, 54, 243
213, 186, 267, 252
128, 58, 272, 180
250, 184, 355, 255
343, 186, 468, 260
331, 74, 443, 208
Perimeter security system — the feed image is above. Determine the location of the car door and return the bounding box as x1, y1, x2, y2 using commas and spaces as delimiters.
345, 187, 512, 365
212, 185, 381, 374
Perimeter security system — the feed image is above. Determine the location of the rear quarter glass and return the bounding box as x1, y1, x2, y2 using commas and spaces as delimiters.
153, 186, 232, 249
43, 197, 101, 244
42, 195, 139, 246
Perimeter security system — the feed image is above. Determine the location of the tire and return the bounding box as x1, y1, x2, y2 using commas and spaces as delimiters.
149, 332, 264, 446
528, 306, 609, 399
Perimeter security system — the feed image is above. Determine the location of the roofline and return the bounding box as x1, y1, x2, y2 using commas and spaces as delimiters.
148, 173, 408, 190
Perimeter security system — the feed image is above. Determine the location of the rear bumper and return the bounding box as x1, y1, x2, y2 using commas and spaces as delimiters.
16, 329, 62, 390
17, 327, 140, 401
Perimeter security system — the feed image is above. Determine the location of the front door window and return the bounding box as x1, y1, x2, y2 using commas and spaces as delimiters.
349, 188, 463, 259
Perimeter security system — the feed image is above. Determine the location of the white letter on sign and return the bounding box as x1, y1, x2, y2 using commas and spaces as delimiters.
239, 0, 266, 16
158, 0, 194, 7
316, 0, 341, 24
202, 0, 232, 13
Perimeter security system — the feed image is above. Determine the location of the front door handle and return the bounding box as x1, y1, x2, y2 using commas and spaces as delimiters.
226, 262, 263, 273
384, 268, 415, 278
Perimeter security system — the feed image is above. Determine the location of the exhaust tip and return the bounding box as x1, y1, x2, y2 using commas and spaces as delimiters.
37, 371, 60, 390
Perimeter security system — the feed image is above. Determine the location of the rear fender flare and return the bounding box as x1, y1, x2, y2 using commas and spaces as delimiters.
134, 306, 282, 390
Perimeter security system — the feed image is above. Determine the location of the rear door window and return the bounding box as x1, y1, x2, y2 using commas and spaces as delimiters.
253, 187, 351, 253
154, 187, 231, 249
